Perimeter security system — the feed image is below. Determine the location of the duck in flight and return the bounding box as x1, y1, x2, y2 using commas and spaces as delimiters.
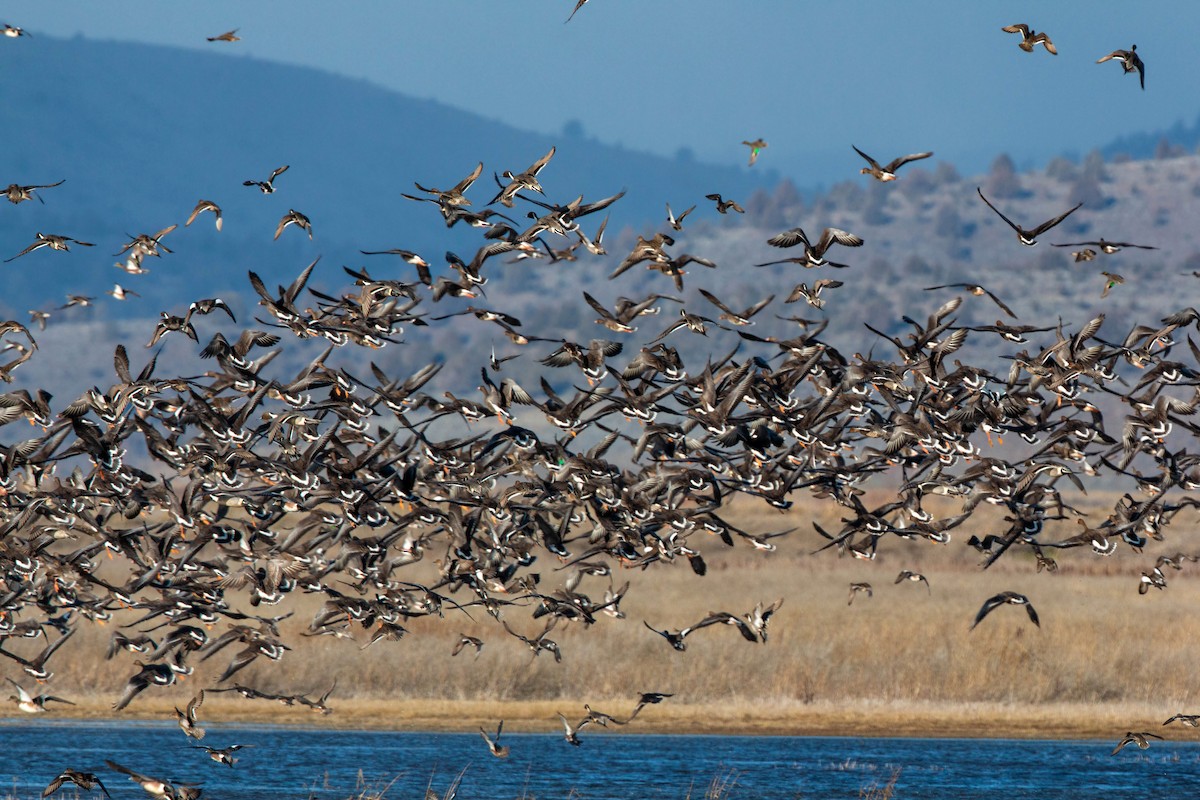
977, 187, 1082, 246
925, 283, 1016, 318
3, 179, 64, 204
742, 138, 767, 166
5, 233, 95, 262
1111, 731, 1162, 755
566, 0, 590, 23
1097, 45, 1145, 89
1001, 24, 1056, 54
1052, 238, 1156, 254
853, 145, 933, 181
243, 165, 289, 193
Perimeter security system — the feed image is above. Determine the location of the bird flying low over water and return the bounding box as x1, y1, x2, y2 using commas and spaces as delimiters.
970, 592, 1039, 630
207, 29, 241, 42
1111, 731, 1162, 755
852, 145, 933, 181
1097, 45, 1145, 89
976, 187, 1082, 246
479, 720, 510, 757
1001, 24, 1056, 54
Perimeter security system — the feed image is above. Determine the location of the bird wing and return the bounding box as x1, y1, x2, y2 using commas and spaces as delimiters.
883, 152, 934, 173
851, 145, 881, 170
976, 188, 1023, 233
1027, 202, 1083, 237
766, 227, 810, 249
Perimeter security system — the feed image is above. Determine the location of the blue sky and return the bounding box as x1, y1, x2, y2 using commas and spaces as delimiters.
2, 1, 1192, 185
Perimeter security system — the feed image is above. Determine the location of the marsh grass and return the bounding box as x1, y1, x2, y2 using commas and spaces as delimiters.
16, 493, 1200, 736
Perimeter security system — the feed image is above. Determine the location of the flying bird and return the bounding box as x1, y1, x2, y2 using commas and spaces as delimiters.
1163, 713, 1200, 727
666, 202, 695, 231
1097, 45, 1145, 89
207, 29, 241, 42
1052, 239, 1156, 253
1001, 24, 1057, 54
895, 570, 930, 594
1100, 272, 1124, 298
243, 165, 289, 193
970, 592, 1040, 630
742, 138, 768, 166
194, 744, 250, 767
756, 226, 864, 269
5, 233, 95, 263
566, 0, 590, 23
43, 770, 112, 800
852, 145, 933, 181
976, 187, 1082, 246
274, 209, 313, 240
479, 721, 510, 757
175, 691, 205, 740
848, 583, 873, 605
185, 199, 223, 231
1111, 731, 1162, 755
3, 180, 64, 204
705, 193, 744, 214
924, 283, 1016, 318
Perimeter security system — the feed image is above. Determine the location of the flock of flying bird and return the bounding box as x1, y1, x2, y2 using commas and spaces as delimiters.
0, 12, 1197, 795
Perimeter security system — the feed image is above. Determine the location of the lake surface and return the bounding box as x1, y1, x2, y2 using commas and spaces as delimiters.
2, 720, 1197, 799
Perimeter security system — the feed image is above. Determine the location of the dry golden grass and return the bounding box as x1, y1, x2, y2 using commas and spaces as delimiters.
15, 493, 1200, 738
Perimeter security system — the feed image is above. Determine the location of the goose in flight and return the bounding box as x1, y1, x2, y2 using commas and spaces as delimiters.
977, 187, 1081, 246
970, 591, 1040, 630
756, 226, 863, 269
853, 145, 933, 181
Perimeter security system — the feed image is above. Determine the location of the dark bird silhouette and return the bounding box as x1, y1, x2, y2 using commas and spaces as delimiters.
977, 187, 1082, 246
970, 592, 1040, 630
43, 770, 112, 799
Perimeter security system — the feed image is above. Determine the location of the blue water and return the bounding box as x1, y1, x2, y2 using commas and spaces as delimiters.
2, 720, 1197, 799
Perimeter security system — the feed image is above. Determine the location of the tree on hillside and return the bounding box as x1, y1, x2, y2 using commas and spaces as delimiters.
933, 161, 961, 186
983, 153, 1024, 199
1045, 156, 1078, 183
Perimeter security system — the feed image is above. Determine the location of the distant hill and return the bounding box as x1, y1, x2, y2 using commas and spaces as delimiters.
0, 35, 779, 315
7, 35, 1200, 419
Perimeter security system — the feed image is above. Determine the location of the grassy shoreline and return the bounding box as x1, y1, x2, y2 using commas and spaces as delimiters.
15, 697, 1200, 742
